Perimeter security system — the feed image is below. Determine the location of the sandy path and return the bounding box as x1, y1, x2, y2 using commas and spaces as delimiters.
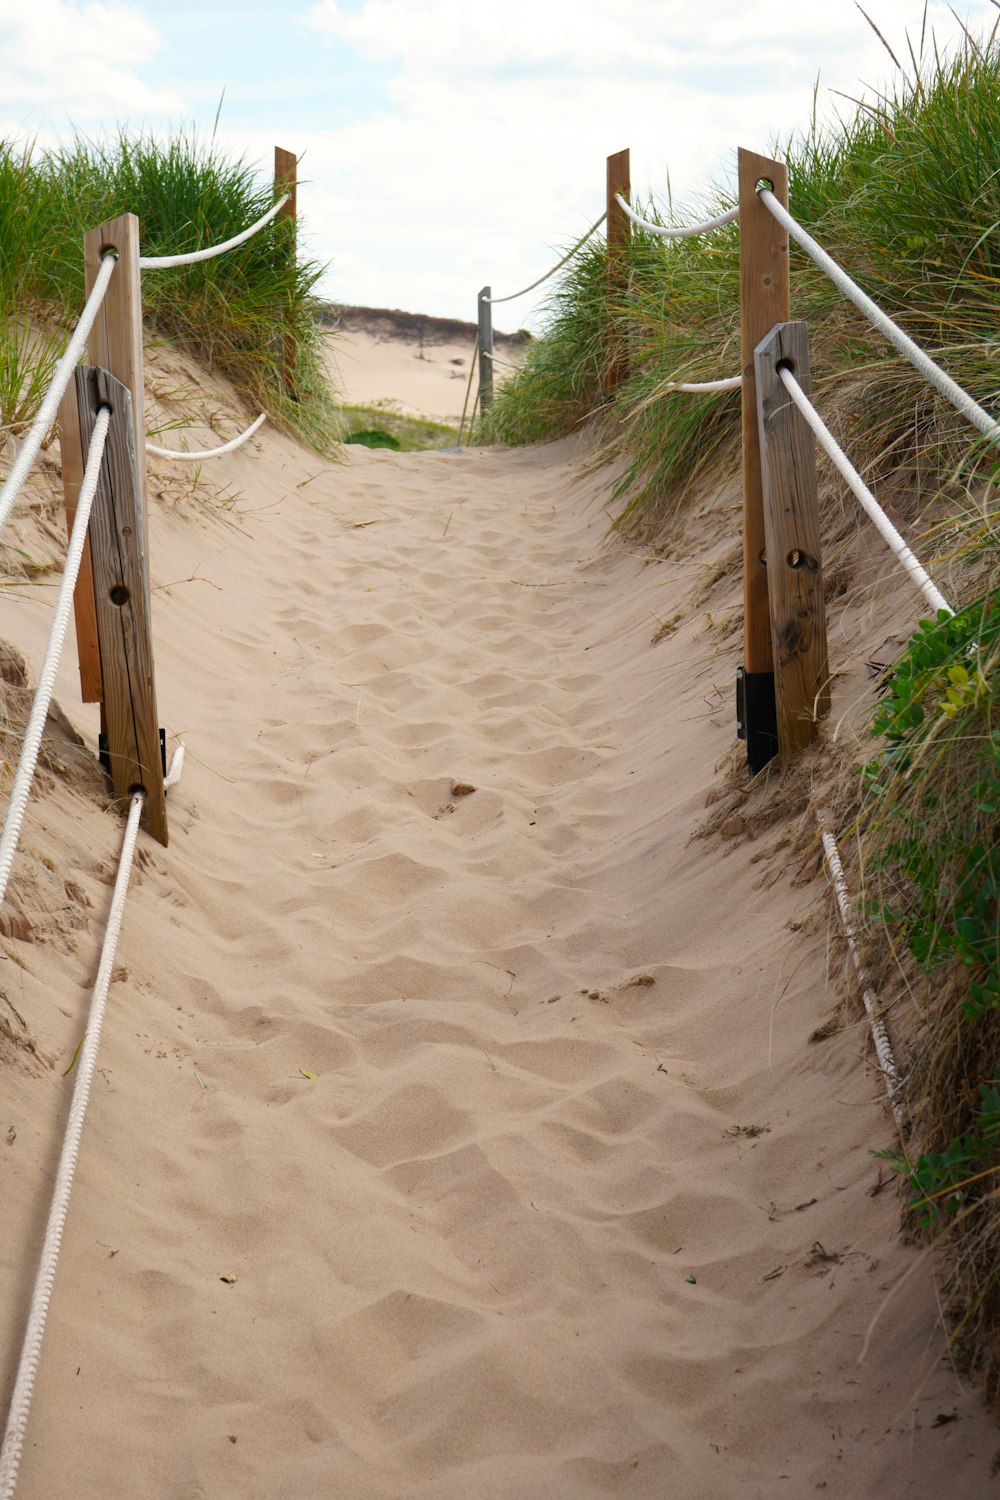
2, 433, 997, 1497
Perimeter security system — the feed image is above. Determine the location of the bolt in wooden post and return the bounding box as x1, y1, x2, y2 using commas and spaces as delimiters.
75, 366, 167, 846
478, 286, 494, 411
754, 321, 830, 757
738, 148, 789, 772
605, 147, 631, 398
275, 146, 298, 394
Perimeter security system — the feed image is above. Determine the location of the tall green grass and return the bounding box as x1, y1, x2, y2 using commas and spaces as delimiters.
0, 131, 339, 452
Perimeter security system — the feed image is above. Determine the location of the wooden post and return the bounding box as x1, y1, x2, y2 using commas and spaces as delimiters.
754, 322, 829, 756
738, 150, 789, 772
275, 146, 298, 393
605, 147, 631, 397
58, 379, 103, 703
478, 286, 494, 411
75, 367, 167, 846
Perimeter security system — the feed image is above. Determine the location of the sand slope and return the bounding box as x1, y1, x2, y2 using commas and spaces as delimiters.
1, 411, 997, 1497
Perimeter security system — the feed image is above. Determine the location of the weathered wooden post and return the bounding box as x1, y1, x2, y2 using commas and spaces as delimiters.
605, 147, 631, 398
60, 211, 167, 844
63, 213, 147, 706
737, 148, 790, 773
75, 367, 167, 845
478, 286, 494, 411
274, 145, 298, 393
753, 322, 830, 754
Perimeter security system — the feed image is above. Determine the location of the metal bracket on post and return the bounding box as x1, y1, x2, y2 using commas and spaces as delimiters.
736, 666, 778, 774
477, 286, 494, 412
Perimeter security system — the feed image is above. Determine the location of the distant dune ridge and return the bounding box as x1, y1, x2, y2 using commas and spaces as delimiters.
321, 305, 529, 424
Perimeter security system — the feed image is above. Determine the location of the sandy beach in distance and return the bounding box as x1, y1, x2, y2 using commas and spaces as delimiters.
0, 327, 997, 1498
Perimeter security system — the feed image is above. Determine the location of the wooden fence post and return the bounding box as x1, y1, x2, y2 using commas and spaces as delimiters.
737, 148, 789, 773
478, 286, 494, 411
605, 147, 631, 398
275, 146, 298, 393
58, 379, 102, 703
753, 321, 829, 756
75, 367, 167, 846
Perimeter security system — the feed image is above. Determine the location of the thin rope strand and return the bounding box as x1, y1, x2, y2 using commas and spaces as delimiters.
820, 825, 904, 1128
0, 254, 117, 537
614, 193, 738, 238
0, 408, 111, 909
778, 368, 953, 616
758, 189, 1000, 450
480, 351, 519, 371
147, 412, 267, 460
0, 791, 142, 1498
484, 213, 607, 306
663, 374, 742, 393
138, 196, 289, 269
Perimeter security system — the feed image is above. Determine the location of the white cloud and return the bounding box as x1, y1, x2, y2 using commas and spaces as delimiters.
0, 0, 183, 124
294, 0, 997, 319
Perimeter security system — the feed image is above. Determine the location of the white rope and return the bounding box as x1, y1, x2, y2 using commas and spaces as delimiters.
147, 412, 267, 460
820, 826, 904, 1128
614, 193, 739, 239
483, 212, 607, 306
480, 351, 518, 371
778, 367, 953, 617
0, 408, 112, 911
758, 189, 1000, 451
138, 196, 289, 269
0, 254, 117, 538
662, 375, 742, 393
0, 745, 182, 1498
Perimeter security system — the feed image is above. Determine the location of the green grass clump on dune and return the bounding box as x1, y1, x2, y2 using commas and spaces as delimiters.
0, 131, 339, 454
338, 402, 458, 452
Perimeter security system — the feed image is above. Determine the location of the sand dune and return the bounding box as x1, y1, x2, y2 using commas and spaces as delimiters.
1, 373, 997, 1496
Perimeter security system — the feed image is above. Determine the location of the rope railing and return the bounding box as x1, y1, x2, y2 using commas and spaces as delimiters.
0, 745, 184, 1500
757, 188, 1000, 452
480, 351, 519, 371
138, 194, 289, 269
0, 153, 295, 1497
147, 411, 267, 460
663, 374, 742, 393
0, 253, 117, 537
0, 407, 111, 910
482, 211, 607, 307
614, 193, 739, 239
778, 365, 953, 616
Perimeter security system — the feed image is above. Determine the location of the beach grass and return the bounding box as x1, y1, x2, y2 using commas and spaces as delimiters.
0, 130, 340, 454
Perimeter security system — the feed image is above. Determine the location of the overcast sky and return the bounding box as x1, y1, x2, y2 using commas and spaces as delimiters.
1, 0, 996, 327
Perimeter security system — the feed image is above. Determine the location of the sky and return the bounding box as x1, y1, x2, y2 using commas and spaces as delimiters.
1, 0, 997, 329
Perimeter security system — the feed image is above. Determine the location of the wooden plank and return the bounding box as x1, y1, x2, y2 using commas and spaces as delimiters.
58, 380, 103, 702
738, 148, 789, 679
605, 148, 631, 397
754, 321, 830, 756
84, 214, 147, 548
477, 286, 494, 411
76, 366, 167, 846
275, 146, 298, 393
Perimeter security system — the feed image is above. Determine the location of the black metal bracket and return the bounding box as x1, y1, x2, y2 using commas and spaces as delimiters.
736, 667, 778, 775
99, 728, 167, 779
